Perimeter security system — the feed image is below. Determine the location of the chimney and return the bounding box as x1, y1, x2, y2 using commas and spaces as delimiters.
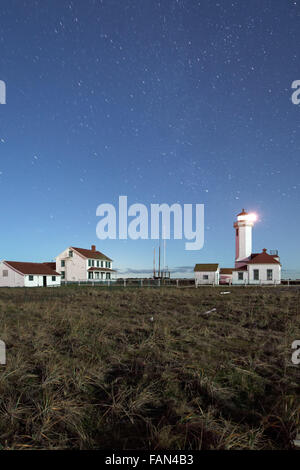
91, 245, 96, 252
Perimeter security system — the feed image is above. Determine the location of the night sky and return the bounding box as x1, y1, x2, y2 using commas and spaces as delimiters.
0, 0, 300, 277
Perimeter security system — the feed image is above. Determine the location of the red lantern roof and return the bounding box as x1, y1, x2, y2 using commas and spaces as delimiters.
237, 208, 248, 217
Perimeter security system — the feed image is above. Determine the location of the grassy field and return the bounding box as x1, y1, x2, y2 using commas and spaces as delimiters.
0, 285, 299, 450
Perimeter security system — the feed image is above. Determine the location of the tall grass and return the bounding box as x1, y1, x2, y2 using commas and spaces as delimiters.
0, 286, 299, 449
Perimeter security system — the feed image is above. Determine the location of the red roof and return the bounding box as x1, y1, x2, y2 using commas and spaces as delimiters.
72, 247, 112, 261
88, 267, 116, 272
5, 261, 60, 276
43, 262, 56, 270
249, 253, 260, 258
220, 268, 233, 274
237, 208, 248, 216
247, 249, 280, 265
233, 265, 248, 271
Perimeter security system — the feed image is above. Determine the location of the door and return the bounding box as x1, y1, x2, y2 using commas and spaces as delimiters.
43, 276, 47, 287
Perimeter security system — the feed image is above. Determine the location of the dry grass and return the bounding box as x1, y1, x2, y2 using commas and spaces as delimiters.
0, 285, 299, 450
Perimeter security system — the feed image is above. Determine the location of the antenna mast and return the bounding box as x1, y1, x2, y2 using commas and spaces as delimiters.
163, 224, 166, 273
158, 245, 161, 278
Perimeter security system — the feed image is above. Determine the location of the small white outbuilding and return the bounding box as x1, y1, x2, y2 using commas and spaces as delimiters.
194, 263, 220, 286
0, 261, 61, 288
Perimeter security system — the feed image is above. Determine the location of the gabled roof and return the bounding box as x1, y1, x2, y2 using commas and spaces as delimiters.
43, 262, 56, 270
4, 261, 60, 276
233, 265, 248, 271
247, 249, 280, 265
249, 253, 260, 258
220, 268, 233, 274
72, 247, 112, 261
194, 263, 219, 272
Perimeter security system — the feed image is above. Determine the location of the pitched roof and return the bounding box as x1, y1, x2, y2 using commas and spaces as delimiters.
247, 249, 280, 265
43, 262, 56, 270
88, 267, 116, 272
194, 263, 219, 272
249, 253, 260, 259
233, 265, 248, 271
72, 247, 112, 261
237, 208, 248, 217
220, 268, 233, 274
4, 261, 60, 276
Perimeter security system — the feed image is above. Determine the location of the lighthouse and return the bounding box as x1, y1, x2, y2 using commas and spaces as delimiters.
194, 208, 281, 285
234, 209, 257, 267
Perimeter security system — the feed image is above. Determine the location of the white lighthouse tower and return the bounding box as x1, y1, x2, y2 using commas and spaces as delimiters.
234, 209, 257, 267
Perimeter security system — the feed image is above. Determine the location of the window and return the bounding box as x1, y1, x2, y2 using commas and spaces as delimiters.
267, 269, 273, 281
95, 272, 99, 279
106, 272, 111, 280
61, 260, 65, 267
88, 259, 92, 267
101, 261, 104, 268
203, 274, 209, 280
52, 276, 56, 281
253, 269, 259, 281
61, 271, 65, 280
88, 271, 93, 280
68, 250, 73, 257
97, 260, 99, 267
2, 270, 8, 277
29, 275, 34, 281
106, 261, 111, 268
238, 272, 244, 280
91, 260, 95, 267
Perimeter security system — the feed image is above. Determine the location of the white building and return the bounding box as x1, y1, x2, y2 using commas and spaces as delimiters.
232, 249, 281, 285
194, 209, 281, 286
55, 245, 116, 282
232, 209, 281, 285
0, 261, 61, 287
194, 264, 220, 285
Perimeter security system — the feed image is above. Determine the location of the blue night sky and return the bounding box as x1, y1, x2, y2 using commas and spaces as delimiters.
0, 0, 300, 278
